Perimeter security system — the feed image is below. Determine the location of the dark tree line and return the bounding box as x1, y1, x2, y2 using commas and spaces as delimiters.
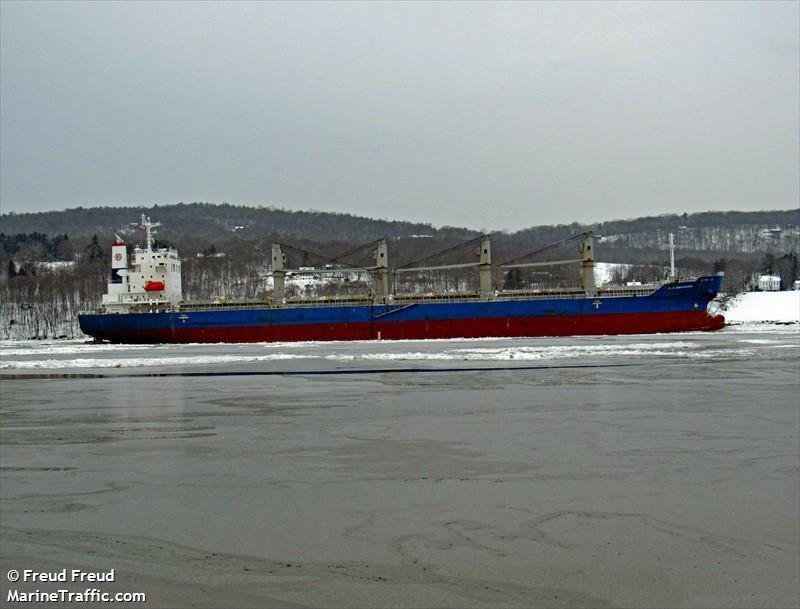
1, 232, 72, 259
1, 204, 797, 252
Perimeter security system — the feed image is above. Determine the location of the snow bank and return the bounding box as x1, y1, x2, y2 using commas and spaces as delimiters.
723, 291, 800, 324
594, 262, 629, 286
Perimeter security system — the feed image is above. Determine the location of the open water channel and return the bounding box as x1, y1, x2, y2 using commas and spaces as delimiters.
1, 325, 798, 608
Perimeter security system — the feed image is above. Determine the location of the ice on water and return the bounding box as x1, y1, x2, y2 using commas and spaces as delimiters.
1, 326, 797, 370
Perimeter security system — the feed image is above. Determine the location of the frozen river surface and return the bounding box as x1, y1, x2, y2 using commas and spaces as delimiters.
1, 326, 798, 608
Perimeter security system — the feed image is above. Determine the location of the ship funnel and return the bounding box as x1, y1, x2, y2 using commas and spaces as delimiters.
110, 240, 128, 285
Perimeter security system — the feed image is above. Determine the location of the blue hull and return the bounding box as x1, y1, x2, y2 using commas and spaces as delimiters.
79, 276, 725, 343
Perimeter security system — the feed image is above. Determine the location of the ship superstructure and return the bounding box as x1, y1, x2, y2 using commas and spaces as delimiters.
101, 215, 182, 312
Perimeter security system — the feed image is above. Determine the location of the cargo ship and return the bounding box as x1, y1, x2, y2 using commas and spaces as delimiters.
78, 215, 725, 343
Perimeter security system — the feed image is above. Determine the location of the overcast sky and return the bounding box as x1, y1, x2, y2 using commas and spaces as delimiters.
1, 1, 797, 230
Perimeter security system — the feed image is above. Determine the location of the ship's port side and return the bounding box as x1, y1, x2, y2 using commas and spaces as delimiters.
78, 275, 725, 343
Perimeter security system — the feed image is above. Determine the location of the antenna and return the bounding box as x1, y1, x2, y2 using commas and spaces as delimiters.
138, 214, 162, 252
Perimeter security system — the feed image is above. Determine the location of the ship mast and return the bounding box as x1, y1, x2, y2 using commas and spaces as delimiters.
138, 214, 162, 252
669, 232, 676, 280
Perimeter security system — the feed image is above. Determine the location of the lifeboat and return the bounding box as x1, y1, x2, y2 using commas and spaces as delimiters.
144, 280, 165, 292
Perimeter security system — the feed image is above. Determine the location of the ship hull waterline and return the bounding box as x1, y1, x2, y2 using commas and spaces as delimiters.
79, 310, 725, 344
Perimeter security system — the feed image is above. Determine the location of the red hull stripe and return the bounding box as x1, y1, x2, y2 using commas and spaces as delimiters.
92, 311, 725, 344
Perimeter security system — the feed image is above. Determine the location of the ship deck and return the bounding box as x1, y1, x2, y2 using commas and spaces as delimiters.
167, 284, 661, 314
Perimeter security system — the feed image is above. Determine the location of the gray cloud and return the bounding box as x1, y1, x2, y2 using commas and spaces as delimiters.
1, 1, 797, 230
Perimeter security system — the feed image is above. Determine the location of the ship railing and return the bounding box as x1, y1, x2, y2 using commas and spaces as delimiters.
170, 285, 658, 312
596, 286, 660, 298
177, 296, 374, 312
83, 284, 661, 315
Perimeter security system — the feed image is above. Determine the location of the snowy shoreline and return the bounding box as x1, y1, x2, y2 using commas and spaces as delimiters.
719, 290, 800, 324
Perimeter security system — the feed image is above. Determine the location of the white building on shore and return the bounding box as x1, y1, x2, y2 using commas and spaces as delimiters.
757, 275, 781, 291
